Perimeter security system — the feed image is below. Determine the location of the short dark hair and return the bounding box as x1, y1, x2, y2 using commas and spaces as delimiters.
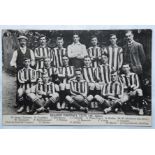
122, 63, 131, 67
39, 34, 46, 39
24, 57, 30, 61
101, 53, 109, 58
75, 68, 82, 73
125, 30, 134, 35
44, 57, 50, 62
111, 70, 118, 75
57, 36, 63, 41
109, 34, 117, 39
42, 71, 49, 77
84, 55, 91, 59
91, 35, 98, 40
62, 55, 69, 59
73, 32, 79, 37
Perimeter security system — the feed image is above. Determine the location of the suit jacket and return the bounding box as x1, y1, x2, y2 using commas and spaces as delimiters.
123, 41, 146, 74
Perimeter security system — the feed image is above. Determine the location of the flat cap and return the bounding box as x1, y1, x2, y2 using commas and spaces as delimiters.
17, 35, 28, 40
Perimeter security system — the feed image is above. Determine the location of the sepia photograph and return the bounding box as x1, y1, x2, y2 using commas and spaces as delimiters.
2, 28, 152, 126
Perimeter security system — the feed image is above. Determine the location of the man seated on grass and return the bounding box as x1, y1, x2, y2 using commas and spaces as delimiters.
87, 35, 102, 68
120, 64, 145, 115
26, 72, 60, 114
81, 56, 100, 109
65, 69, 93, 113
58, 56, 75, 110
94, 71, 124, 114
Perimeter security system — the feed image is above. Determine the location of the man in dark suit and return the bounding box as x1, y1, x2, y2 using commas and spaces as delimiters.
123, 30, 146, 86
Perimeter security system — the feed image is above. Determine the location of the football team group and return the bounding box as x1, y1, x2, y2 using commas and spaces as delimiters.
10, 30, 146, 115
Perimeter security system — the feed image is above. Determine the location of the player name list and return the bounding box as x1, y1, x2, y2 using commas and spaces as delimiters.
2, 113, 151, 126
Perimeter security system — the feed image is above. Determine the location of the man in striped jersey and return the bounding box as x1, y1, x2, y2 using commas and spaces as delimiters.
95, 71, 124, 114
34, 34, 53, 69
53, 37, 67, 68
120, 64, 144, 115
82, 56, 96, 92
95, 53, 112, 85
65, 69, 93, 113
82, 56, 100, 108
26, 72, 60, 114
102, 34, 123, 72
17, 58, 37, 113
87, 36, 102, 68
58, 56, 75, 109
37, 58, 59, 84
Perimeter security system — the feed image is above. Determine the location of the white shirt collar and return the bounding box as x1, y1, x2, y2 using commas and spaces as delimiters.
73, 42, 81, 45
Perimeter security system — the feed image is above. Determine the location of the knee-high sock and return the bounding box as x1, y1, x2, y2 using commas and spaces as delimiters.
111, 101, 121, 111
95, 89, 101, 95
59, 90, 65, 103
70, 100, 81, 110
44, 100, 52, 108
137, 96, 144, 108
33, 99, 44, 108
88, 90, 95, 96
18, 96, 24, 106
65, 89, 71, 96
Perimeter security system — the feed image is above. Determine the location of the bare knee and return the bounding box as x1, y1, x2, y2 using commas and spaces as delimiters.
96, 83, 102, 90
136, 89, 143, 96
94, 95, 100, 100
65, 84, 70, 90
26, 93, 37, 101
17, 88, 24, 97
87, 95, 94, 101
89, 83, 95, 90
65, 95, 73, 103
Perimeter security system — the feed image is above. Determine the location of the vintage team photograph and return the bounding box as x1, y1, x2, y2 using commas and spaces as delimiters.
2, 28, 152, 126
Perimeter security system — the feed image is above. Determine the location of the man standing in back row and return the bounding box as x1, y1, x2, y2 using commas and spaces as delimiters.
67, 33, 87, 68
87, 36, 102, 68
102, 34, 123, 73
10, 35, 35, 71
53, 37, 67, 68
123, 30, 146, 85
34, 34, 53, 69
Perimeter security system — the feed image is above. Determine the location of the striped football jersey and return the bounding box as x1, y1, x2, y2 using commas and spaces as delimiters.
18, 67, 37, 90
53, 47, 67, 68
95, 64, 112, 83
70, 79, 88, 96
37, 67, 58, 78
101, 81, 123, 97
102, 45, 123, 72
82, 66, 96, 83
36, 82, 57, 94
58, 66, 75, 83
87, 46, 102, 67
120, 72, 140, 90
34, 46, 53, 69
